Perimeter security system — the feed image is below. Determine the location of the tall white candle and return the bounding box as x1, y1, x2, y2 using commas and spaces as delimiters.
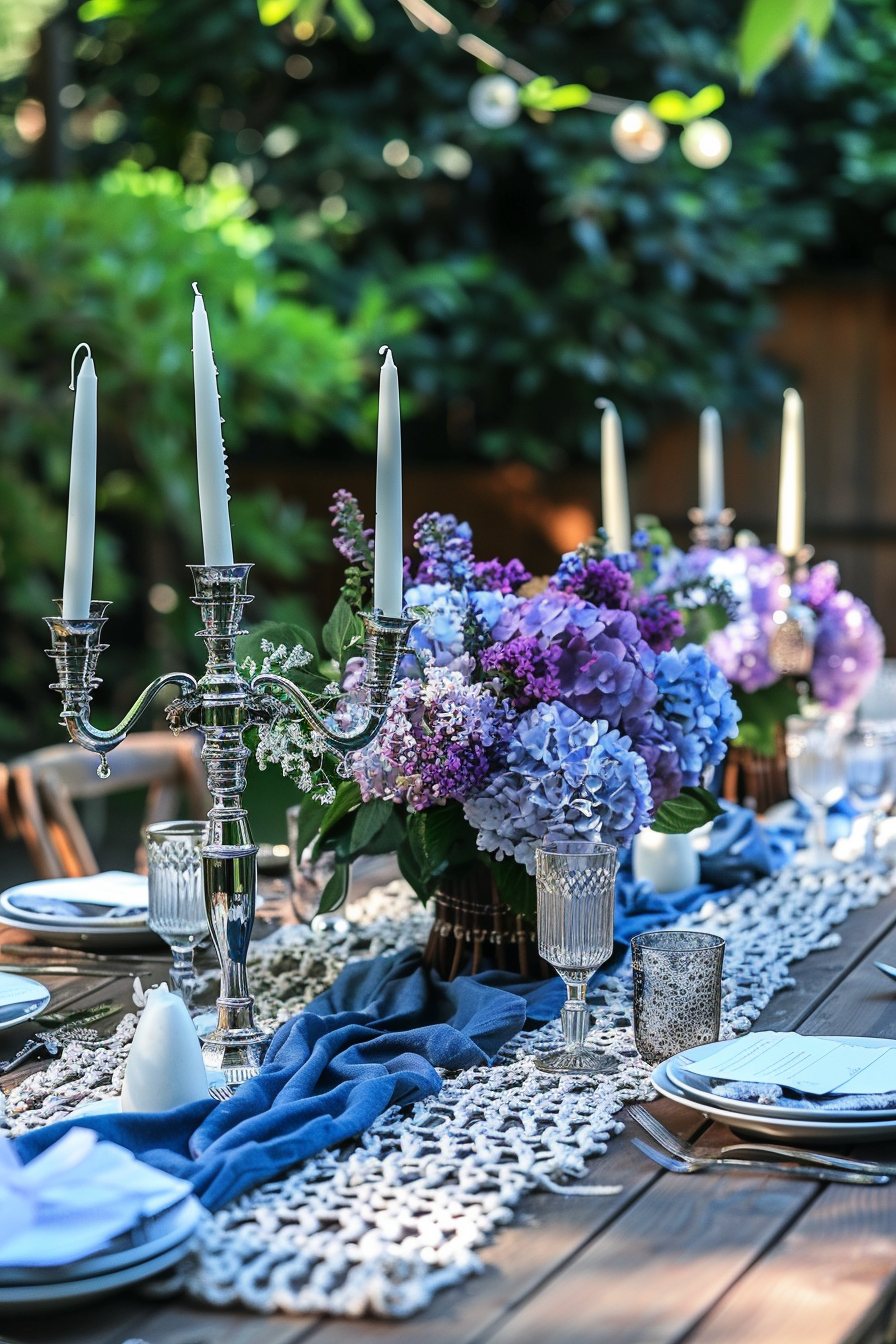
192, 284, 234, 566
373, 346, 403, 617
777, 387, 805, 558
597, 398, 631, 554
698, 406, 724, 522
62, 343, 98, 620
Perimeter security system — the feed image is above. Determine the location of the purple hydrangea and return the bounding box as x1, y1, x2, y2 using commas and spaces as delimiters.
653, 644, 741, 785
463, 701, 654, 871
810, 590, 884, 710
352, 665, 504, 811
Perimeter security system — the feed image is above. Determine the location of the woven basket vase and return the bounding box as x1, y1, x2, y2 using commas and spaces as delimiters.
421, 863, 553, 982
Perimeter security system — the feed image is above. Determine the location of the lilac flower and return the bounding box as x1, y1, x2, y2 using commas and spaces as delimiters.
633, 593, 685, 654
411, 513, 474, 587
810, 591, 884, 710
329, 489, 374, 569
796, 561, 840, 612
479, 636, 562, 710
463, 701, 654, 871
352, 664, 504, 811
471, 557, 532, 593
554, 553, 634, 609
653, 644, 741, 785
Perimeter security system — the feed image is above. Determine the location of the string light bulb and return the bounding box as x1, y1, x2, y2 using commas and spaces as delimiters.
610, 103, 666, 163
468, 74, 520, 129
680, 117, 731, 169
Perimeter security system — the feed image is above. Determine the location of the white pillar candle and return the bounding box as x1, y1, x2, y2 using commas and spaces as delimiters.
597, 398, 631, 554
192, 284, 234, 566
777, 387, 805, 559
61, 343, 98, 620
698, 406, 724, 522
373, 346, 403, 617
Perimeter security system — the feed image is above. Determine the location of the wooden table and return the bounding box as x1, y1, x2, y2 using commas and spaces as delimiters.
4, 883, 896, 1344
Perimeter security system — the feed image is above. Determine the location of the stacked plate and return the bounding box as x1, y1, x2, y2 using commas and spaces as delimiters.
0, 969, 51, 1031
0, 1193, 203, 1312
653, 1036, 896, 1145
0, 872, 162, 951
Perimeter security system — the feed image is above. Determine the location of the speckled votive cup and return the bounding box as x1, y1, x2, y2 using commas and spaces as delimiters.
631, 930, 725, 1065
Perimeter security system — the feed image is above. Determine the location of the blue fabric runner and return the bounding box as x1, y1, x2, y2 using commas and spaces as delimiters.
14, 947, 564, 1211
14, 802, 811, 1208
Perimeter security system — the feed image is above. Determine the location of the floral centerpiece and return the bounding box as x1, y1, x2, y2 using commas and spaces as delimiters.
241, 496, 741, 948
651, 543, 884, 756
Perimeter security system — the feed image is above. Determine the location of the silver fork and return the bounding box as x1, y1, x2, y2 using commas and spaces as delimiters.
208, 1084, 234, 1101
629, 1104, 896, 1177
631, 1136, 888, 1184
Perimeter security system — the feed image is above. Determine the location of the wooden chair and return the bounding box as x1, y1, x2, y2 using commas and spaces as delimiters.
0, 732, 211, 879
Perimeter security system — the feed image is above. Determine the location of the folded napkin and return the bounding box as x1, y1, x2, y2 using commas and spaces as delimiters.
0, 1127, 192, 1268
16, 948, 563, 1212
712, 1080, 896, 1112
2, 872, 148, 921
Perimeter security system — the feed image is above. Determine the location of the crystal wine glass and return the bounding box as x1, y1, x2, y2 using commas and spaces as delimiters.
535, 839, 617, 1074
144, 819, 209, 1006
845, 729, 893, 861
785, 715, 847, 864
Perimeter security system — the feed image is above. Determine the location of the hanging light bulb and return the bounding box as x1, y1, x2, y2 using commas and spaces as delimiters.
610, 103, 667, 163
680, 117, 732, 169
468, 74, 520, 129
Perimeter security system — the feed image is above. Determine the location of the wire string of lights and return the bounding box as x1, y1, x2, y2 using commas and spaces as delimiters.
396, 0, 732, 168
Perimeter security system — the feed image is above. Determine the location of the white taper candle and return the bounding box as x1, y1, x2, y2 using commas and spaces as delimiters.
698, 406, 724, 522
777, 388, 805, 559
597, 398, 631, 554
192, 284, 234, 566
373, 346, 403, 617
61, 343, 98, 620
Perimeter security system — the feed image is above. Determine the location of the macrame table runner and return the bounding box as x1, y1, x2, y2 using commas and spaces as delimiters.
1, 859, 891, 1319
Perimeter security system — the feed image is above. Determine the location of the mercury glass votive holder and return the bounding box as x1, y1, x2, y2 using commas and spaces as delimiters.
631, 930, 725, 1065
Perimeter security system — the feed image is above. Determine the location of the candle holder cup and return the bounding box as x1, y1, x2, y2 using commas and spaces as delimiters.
768, 545, 816, 677
46, 566, 414, 1086
687, 505, 736, 552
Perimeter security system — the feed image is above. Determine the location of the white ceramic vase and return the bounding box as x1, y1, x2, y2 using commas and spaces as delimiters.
632, 827, 700, 894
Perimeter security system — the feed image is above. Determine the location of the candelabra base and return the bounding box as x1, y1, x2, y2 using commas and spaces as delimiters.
201, 1008, 273, 1086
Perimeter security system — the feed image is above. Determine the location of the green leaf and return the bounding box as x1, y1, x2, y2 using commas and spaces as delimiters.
397, 836, 434, 902
652, 786, 724, 835
314, 778, 362, 852
360, 809, 406, 856
322, 595, 364, 665
650, 85, 724, 125
318, 861, 350, 913
332, 0, 375, 41
518, 77, 590, 112
406, 803, 478, 882
257, 0, 296, 23
737, 0, 832, 91
487, 855, 537, 921
349, 798, 393, 853
78, 0, 125, 19
732, 680, 800, 756
297, 794, 328, 854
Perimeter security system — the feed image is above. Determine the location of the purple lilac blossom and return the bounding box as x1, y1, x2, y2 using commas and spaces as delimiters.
329, 489, 374, 568
633, 593, 685, 654
810, 590, 884, 710
653, 644, 741, 785
411, 513, 474, 587
352, 665, 504, 811
479, 636, 563, 710
463, 701, 654, 872
554, 553, 634, 609
470, 557, 532, 593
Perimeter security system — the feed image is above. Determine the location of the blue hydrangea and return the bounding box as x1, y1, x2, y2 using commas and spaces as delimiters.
404, 581, 468, 666
463, 701, 654, 873
653, 644, 741, 786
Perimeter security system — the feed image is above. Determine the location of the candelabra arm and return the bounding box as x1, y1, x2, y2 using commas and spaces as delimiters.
45, 601, 198, 771
250, 610, 415, 755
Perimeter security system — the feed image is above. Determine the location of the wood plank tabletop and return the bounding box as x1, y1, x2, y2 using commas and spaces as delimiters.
4, 882, 896, 1344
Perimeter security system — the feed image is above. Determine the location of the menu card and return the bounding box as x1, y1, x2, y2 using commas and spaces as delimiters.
679, 1032, 896, 1097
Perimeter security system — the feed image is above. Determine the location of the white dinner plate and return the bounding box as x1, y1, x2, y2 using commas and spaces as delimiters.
0, 970, 51, 1032
0, 874, 148, 925
0, 1233, 195, 1312
0, 1195, 203, 1287
652, 1057, 896, 1145
0, 908, 163, 952
665, 1036, 896, 1124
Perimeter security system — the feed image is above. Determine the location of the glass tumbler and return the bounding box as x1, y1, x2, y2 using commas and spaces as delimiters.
145, 820, 209, 1005
785, 714, 847, 862
535, 839, 617, 1075
631, 930, 725, 1065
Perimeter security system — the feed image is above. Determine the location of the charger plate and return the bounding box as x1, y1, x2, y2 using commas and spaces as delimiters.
0, 1234, 195, 1312
652, 1055, 896, 1145
665, 1035, 896, 1125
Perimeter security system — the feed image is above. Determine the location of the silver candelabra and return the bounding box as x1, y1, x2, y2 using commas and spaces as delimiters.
46, 563, 413, 1085
688, 505, 736, 551
768, 545, 817, 677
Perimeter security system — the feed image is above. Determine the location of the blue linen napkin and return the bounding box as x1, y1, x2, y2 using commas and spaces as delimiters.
612, 802, 797, 949
14, 947, 563, 1212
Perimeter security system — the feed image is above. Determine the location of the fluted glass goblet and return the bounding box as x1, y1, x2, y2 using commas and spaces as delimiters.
145, 820, 209, 1006
535, 839, 617, 1075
